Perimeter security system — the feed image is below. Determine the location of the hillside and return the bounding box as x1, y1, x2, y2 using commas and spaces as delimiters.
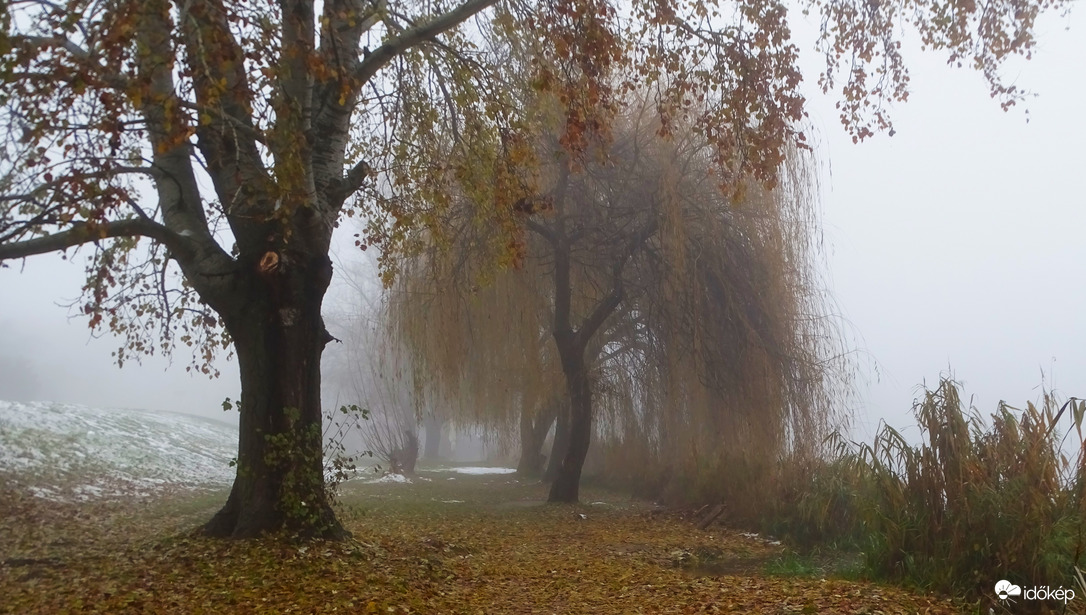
0, 400, 236, 500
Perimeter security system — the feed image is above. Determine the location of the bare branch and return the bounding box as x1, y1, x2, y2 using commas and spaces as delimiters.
12, 35, 90, 58
526, 218, 556, 244
0, 218, 193, 262
574, 217, 657, 349
329, 159, 372, 205
0, 166, 161, 204
353, 0, 498, 85
356, 0, 388, 36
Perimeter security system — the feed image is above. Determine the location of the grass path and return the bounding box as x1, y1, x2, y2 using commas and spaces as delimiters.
1, 468, 966, 614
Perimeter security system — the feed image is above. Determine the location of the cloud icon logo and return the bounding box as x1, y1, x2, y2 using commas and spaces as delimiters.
995, 580, 1022, 600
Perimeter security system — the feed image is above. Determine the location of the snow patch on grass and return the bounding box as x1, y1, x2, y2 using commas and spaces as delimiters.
429, 466, 516, 475
0, 400, 237, 500
368, 473, 412, 484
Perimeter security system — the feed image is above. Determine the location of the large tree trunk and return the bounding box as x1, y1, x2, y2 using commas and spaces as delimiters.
517, 401, 557, 477
204, 253, 347, 539
548, 350, 592, 502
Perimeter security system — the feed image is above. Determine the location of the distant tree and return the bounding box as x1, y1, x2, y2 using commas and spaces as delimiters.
519, 395, 559, 477
0, 0, 1068, 534
391, 107, 842, 504
421, 414, 445, 461
322, 257, 428, 476
329, 305, 422, 475
387, 209, 563, 478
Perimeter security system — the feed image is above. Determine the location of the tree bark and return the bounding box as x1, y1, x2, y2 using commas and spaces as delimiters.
517, 401, 557, 477
203, 252, 347, 539
544, 400, 570, 482
423, 416, 443, 460
548, 348, 593, 502
390, 431, 420, 475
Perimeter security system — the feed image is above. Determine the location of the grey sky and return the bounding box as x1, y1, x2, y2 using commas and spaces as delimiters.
0, 256, 240, 423
0, 9, 1082, 437
806, 11, 1086, 438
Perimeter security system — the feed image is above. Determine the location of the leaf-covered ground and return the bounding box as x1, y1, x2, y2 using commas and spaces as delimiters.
1, 468, 967, 614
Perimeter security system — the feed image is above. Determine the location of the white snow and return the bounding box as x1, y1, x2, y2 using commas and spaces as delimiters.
0, 400, 237, 500
429, 466, 516, 475
739, 531, 782, 546
0, 400, 527, 502
368, 472, 412, 484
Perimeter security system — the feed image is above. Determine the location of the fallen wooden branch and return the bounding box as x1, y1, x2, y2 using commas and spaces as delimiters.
696, 504, 725, 530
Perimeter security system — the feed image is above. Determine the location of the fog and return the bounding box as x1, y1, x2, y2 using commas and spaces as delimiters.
0, 11, 1082, 438
808, 13, 1086, 439
0, 257, 240, 424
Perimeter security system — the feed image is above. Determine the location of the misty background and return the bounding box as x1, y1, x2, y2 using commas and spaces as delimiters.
0, 10, 1082, 440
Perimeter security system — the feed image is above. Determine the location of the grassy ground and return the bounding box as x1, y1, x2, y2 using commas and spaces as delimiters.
1, 467, 967, 614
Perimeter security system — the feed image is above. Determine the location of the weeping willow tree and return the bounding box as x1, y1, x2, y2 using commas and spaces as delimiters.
375, 0, 859, 504
593, 141, 851, 517
388, 225, 562, 457
386, 86, 851, 507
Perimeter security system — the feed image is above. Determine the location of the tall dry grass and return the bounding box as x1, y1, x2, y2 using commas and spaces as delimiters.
771, 376, 1086, 607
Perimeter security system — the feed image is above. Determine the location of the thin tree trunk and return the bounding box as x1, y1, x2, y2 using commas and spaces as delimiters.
518, 401, 557, 477
536, 164, 639, 502
544, 399, 570, 482
204, 253, 346, 539
548, 349, 592, 502
391, 430, 420, 474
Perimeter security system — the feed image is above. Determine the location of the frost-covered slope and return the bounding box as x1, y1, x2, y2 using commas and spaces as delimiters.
0, 400, 236, 500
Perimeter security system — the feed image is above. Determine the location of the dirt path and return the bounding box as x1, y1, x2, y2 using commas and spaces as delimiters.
1, 468, 966, 613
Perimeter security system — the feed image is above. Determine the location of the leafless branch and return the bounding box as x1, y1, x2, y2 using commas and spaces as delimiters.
0, 218, 193, 262
353, 0, 498, 85
12, 35, 90, 58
